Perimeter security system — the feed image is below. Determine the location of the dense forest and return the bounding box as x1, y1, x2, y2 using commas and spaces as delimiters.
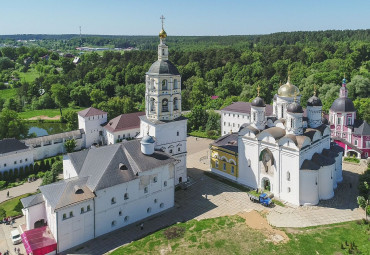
0, 29, 369, 138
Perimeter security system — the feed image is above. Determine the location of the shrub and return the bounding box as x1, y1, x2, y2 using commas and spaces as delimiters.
0, 172, 2, 181
0, 180, 6, 189
25, 165, 29, 176
0, 208, 6, 218
20, 167, 24, 179
3, 171, 8, 181
37, 172, 45, 179
8, 169, 13, 181
14, 168, 19, 178
344, 157, 360, 163
40, 160, 46, 172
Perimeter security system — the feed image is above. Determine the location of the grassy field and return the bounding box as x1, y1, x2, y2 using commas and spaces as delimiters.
0, 88, 17, 100
18, 107, 83, 119
111, 216, 370, 255
0, 193, 32, 217
18, 68, 40, 83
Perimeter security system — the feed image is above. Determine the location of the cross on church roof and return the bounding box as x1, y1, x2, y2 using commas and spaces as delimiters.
160, 15, 165, 29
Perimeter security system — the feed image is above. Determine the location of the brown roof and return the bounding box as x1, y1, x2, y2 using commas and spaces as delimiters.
104, 112, 145, 132
78, 107, 107, 117
221, 102, 273, 116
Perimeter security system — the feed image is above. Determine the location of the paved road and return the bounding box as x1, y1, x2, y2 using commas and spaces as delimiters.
0, 179, 42, 203
0, 216, 26, 255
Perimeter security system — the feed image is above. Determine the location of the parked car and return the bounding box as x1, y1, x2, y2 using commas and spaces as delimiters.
10, 229, 22, 245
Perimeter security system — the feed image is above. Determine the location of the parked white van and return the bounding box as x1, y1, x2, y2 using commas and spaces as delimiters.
10, 229, 22, 244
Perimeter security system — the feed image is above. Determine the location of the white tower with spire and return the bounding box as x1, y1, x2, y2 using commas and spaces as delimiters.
307, 87, 323, 128
286, 94, 304, 135
250, 86, 266, 130
139, 16, 188, 185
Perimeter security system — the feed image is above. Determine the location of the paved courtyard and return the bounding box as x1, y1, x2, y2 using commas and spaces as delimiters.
59, 137, 366, 255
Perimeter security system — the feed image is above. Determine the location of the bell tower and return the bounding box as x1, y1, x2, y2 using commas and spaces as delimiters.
145, 15, 182, 122
140, 16, 188, 185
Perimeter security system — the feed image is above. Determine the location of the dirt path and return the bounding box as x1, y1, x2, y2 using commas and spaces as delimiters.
27, 115, 61, 120
238, 210, 289, 244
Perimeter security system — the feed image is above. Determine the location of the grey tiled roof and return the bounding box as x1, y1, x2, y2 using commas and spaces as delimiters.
68, 149, 89, 175
312, 153, 335, 166
147, 60, 180, 75
20, 193, 44, 209
221, 102, 274, 116
354, 121, 370, 135
300, 159, 320, 171
211, 133, 238, 153
39, 176, 95, 211
0, 138, 28, 154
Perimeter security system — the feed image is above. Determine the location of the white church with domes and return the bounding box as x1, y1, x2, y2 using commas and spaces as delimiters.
211, 78, 344, 206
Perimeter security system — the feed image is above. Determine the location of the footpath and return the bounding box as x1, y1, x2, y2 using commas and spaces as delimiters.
0, 179, 42, 203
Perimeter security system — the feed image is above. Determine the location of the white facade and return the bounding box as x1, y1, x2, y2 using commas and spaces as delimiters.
221, 111, 250, 135
105, 127, 139, 145
0, 148, 34, 174
78, 111, 107, 148
140, 117, 187, 184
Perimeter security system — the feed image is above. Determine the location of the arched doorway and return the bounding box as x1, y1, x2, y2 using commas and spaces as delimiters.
34, 219, 45, 228
259, 148, 275, 176
262, 178, 271, 191
347, 151, 358, 158
179, 177, 183, 183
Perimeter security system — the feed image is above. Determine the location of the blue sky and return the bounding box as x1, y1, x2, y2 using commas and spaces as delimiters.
1, 0, 369, 35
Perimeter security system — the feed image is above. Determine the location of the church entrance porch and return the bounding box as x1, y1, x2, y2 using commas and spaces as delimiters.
346, 150, 360, 159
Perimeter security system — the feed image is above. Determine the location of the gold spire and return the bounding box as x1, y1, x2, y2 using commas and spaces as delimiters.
257, 85, 260, 97
293, 92, 298, 102
159, 15, 167, 39
313, 85, 317, 96
279, 80, 282, 87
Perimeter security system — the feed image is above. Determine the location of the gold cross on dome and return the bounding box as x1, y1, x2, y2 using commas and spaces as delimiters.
313, 84, 317, 96
257, 85, 260, 97
160, 15, 165, 29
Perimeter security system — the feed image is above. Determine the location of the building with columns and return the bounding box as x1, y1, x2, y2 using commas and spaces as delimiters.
139, 23, 188, 185
329, 77, 370, 158
211, 77, 344, 206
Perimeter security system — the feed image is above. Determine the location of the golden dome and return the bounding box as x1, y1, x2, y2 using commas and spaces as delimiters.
277, 77, 300, 97
159, 29, 167, 39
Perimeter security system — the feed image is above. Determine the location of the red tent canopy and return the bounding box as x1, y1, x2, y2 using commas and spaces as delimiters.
21, 226, 57, 255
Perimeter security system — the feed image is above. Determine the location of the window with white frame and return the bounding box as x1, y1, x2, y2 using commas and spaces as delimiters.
164, 181, 167, 187
355, 140, 358, 146
147, 207, 152, 213
111, 197, 116, 204
287, 171, 290, 181
223, 163, 226, 171
153, 176, 158, 183
81, 207, 84, 214
231, 166, 234, 174
144, 187, 148, 193
124, 193, 129, 200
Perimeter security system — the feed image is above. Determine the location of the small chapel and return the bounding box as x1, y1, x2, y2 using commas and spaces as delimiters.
211, 77, 344, 206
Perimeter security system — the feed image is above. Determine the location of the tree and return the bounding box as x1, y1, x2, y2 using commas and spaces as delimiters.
205, 110, 220, 133
187, 105, 208, 132
51, 84, 69, 117
0, 109, 28, 139
347, 75, 370, 99
62, 110, 78, 131
353, 98, 370, 122
64, 139, 77, 153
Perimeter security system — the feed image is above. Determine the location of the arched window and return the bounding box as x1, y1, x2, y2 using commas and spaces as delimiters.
174, 97, 178, 110
150, 98, 155, 112
174, 79, 178, 89
253, 112, 256, 121
281, 105, 284, 118
150, 79, 155, 89
286, 171, 290, 181
162, 99, 168, 112
111, 197, 116, 204
162, 80, 168, 90
124, 193, 129, 200
215, 160, 219, 168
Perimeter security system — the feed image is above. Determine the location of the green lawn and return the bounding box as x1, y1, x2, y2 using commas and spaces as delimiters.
0, 193, 32, 217
18, 68, 40, 83
18, 107, 83, 119
0, 88, 17, 100
110, 216, 370, 255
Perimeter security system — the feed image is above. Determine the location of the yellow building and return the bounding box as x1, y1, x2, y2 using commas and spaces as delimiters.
210, 133, 238, 180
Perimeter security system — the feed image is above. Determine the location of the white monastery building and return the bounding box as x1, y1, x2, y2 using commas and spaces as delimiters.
211, 78, 344, 206
21, 138, 176, 253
